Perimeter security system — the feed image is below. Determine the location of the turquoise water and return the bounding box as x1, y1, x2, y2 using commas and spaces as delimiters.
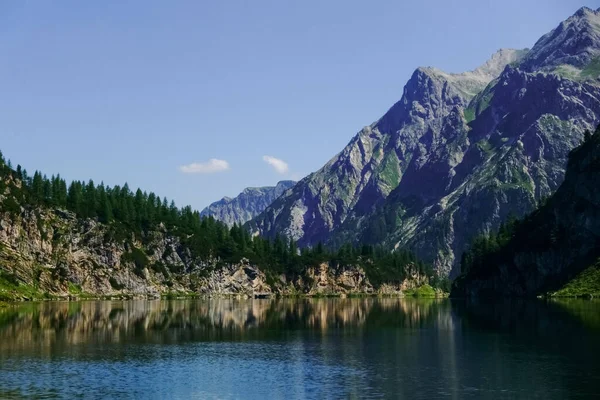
0, 298, 598, 399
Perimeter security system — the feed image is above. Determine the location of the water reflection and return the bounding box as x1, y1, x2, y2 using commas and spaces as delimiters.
0, 298, 598, 349
0, 298, 598, 399
0, 298, 453, 349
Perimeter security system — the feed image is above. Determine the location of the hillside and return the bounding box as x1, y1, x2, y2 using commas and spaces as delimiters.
0, 154, 439, 301
451, 125, 600, 297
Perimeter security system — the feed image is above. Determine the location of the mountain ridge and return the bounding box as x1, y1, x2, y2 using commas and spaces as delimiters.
248, 7, 600, 276
200, 180, 296, 227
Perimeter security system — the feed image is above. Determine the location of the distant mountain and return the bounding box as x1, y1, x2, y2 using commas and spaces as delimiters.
248, 7, 600, 277
201, 181, 296, 226
452, 125, 600, 297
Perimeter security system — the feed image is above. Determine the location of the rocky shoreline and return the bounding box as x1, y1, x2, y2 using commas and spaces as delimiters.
0, 289, 448, 303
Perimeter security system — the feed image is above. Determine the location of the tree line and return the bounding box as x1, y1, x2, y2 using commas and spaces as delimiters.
0, 150, 448, 290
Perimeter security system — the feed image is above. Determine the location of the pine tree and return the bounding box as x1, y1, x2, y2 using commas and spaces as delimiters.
97, 185, 113, 223
32, 172, 44, 201
85, 180, 97, 218
67, 181, 82, 213
42, 177, 52, 203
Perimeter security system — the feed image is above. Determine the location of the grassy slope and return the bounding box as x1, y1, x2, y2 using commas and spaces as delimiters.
0, 272, 47, 301
552, 259, 600, 297
403, 284, 438, 297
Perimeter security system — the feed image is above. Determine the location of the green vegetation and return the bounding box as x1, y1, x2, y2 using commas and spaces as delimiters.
464, 107, 475, 123
457, 214, 518, 278
66, 282, 96, 298
403, 284, 437, 297
351, 247, 435, 287
552, 58, 600, 81
109, 277, 125, 290
580, 57, 600, 79
554, 65, 579, 80
67, 282, 83, 295
0, 148, 447, 292
476, 139, 494, 155
0, 271, 46, 301
161, 291, 200, 299
478, 91, 493, 114
378, 151, 401, 189
465, 78, 497, 123
121, 247, 151, 277
505, 166, 534, 192
552, 260, 600, 297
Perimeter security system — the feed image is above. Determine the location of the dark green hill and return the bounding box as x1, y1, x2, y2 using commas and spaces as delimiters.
452, 126, 600, 297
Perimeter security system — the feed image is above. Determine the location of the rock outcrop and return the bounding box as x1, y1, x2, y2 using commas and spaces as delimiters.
0, 197, 426, 300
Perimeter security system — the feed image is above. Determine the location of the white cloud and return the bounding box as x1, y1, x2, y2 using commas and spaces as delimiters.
179, 159, 230, 174
262, 155, 289, 174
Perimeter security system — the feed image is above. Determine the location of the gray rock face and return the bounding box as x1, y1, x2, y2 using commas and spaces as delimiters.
248, 7, 600, 277
520, 6, 600, 73
201, 180, 295, 227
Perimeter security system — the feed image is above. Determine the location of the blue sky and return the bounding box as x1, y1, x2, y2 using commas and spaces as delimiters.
0, 0, 591, 210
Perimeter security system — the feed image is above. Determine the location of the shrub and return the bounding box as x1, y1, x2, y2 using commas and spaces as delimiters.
109, 277, 125, 290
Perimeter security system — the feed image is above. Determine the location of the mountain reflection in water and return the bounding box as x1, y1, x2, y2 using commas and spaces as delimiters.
0, 298, 598, 399
0, 298, 451, 348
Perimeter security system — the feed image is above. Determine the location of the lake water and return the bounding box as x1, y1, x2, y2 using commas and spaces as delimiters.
0, 298, 598, 399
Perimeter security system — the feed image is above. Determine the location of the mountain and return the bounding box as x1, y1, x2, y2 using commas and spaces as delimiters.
200, 180, 295, 227
451, 125, 600, 297
248, 7, 600, 277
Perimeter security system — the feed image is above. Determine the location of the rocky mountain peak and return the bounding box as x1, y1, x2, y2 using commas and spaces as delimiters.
376, 49, 526, 138
248, 6, 600, 277
574, 5, 599, 17
473, 48, 529, 76
414, 48, 528, 100
520, 6, 600, 73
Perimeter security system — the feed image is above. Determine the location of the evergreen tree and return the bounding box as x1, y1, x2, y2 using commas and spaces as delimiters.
0, 145, 441, 290
32, 172, 44, 201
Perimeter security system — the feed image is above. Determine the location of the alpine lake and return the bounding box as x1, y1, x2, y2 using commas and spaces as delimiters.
0, 297, 598, 399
